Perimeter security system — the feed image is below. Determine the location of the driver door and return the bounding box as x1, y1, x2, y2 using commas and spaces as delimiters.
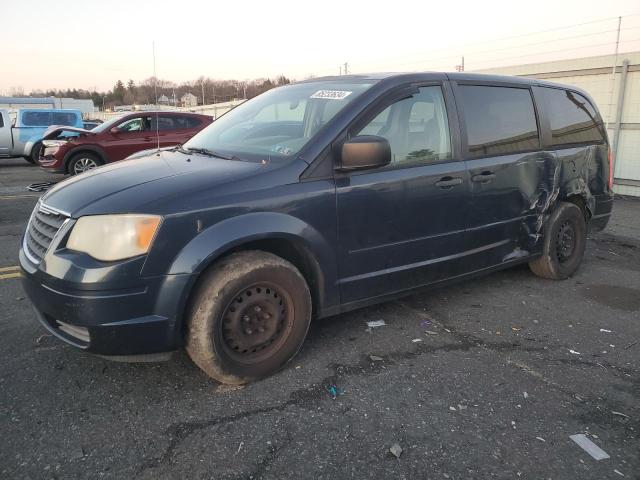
335, 83, 471, 303
107, 115, 156, 160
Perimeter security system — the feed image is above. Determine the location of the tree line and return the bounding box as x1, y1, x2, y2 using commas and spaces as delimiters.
22, 75, 292, 110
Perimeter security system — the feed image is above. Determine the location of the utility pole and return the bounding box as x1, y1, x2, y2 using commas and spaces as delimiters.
606, 16, 622, 127
339, 65, 342, 75
343, 62, 349, 75
455, 56, 464, 72
201, 80, 205, 106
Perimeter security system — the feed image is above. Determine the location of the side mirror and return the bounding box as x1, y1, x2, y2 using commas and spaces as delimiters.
339, 135, 391, 171
110, 127, 120, 134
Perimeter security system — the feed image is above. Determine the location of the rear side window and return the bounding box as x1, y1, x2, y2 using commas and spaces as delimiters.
173, 115, 201, 129
0, 115, 3, 128
459, 86, 539, 157
52, 112, 77, 126
540, 87, 605, 146
22, 111, 51, 126
154, 115, 176, 131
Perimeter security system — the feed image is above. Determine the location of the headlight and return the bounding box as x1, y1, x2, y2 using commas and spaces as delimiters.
43, 140, 68, 147
67, 214, 162, 261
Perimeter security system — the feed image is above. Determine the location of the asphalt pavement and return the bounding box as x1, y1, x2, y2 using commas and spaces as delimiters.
0, 158, 638, 479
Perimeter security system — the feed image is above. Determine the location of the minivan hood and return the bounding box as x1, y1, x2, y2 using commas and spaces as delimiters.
41, 150, 273, 216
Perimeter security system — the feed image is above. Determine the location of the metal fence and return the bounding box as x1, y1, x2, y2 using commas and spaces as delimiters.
89, 99, 246, 121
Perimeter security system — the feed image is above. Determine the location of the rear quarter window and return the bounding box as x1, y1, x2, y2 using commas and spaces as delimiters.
458, 85, 539, 157
540, 87, 606, 147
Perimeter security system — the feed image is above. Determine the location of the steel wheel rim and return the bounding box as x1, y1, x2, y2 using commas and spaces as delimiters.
556, 220, 576, 263
219, 283, 294, 364
73, 158, 98, 174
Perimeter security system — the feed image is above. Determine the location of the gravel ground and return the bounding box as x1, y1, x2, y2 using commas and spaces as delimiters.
0, 158, 638, 479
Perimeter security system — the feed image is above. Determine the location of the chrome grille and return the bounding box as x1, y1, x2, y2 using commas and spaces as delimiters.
24, 203, 69, 264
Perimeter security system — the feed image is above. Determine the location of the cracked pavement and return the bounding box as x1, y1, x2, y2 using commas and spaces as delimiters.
1, 158, 638, 479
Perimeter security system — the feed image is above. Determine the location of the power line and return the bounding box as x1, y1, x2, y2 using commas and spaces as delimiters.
320, 14, 640, 77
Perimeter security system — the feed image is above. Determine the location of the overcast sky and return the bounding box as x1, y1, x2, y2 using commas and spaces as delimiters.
1, 0, 639, 93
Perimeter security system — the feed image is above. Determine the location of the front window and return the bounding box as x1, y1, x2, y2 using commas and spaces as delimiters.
184, 81, 374, 159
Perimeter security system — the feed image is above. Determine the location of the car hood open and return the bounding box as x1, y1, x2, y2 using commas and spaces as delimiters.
40, 149, 284, 217
42, 125, 95, 139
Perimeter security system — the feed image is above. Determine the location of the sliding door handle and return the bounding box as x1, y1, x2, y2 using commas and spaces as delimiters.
435, 176, 463, 188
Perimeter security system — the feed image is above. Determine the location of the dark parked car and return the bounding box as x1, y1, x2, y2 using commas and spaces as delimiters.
20, 73, 613, 383
39, 111, 213, 175
82, 119, 103, 130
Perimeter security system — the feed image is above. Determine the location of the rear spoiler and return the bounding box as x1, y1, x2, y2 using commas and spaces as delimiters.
42, 125, 95, 139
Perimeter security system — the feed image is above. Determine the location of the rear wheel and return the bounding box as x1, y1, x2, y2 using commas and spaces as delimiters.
68, 152, 101, 175
529, 202, 587, 279
186, 251, 312, 384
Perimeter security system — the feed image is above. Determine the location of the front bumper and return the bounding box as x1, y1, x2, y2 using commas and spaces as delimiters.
20, 248, 193, 357
38, 145, 66, 173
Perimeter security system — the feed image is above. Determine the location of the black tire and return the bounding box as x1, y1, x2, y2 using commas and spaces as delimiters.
529, 202, 587, 280
25, 142, 42, 164
68, 152, 102, 175
186, 251, 312, 384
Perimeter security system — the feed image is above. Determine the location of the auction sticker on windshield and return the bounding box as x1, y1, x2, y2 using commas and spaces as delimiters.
310, 90, 352, 100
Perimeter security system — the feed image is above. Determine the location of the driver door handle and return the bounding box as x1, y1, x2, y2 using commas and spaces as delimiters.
471, 171, 496, 183
435, 176, 463, 188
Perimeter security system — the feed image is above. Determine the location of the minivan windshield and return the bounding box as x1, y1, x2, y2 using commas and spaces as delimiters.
183, 81, 374, 159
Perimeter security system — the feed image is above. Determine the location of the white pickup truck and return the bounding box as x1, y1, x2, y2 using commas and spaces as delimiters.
0, 108, 84, 163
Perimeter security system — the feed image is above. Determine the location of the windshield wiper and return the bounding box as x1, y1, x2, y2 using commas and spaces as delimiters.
184, 147, 238, 160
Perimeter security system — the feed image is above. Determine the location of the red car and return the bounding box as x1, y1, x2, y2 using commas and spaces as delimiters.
39, 111, 213, 175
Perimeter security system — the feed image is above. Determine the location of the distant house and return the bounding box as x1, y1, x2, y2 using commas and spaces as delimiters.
158, 94, 171, 105
181, 93, 198, 107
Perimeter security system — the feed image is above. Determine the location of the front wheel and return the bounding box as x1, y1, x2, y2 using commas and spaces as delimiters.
529, 202, 587, 279
186, 251, 312, 384
68, 152, 102, 175
24, 142, 43, 164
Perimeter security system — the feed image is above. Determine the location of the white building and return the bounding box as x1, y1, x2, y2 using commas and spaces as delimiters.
0, 96, 95, 115
181, 93, 198, 108
477, 51, 640, 197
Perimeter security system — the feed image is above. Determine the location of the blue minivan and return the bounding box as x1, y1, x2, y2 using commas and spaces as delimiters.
20, 73, 614, 383
0, 108, 83, 163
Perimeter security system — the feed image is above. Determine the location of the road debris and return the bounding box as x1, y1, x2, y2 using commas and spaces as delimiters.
236, 441, 244, 454
536, 437, 545, 442
369, 355, 383, 362
611, 411, 629, 419
420, 319, 432, 328
424, 330, 439, 335
215, 384, 245, 394
614, 469, 624, 476
600, 328, 612, 333
389, 443, 403, 458
366, 320, 386, 329
449, 406, 456, 411
523, 391, 529, 399
411, 338, 422, 343
326, 384, 343, 399
569, 349, 581, 355
35, 334, 51, 345
623, 340, 638, 350
569, 433, 610, 461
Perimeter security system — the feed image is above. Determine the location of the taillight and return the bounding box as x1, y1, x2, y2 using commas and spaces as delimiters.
608, 149, 614, 190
